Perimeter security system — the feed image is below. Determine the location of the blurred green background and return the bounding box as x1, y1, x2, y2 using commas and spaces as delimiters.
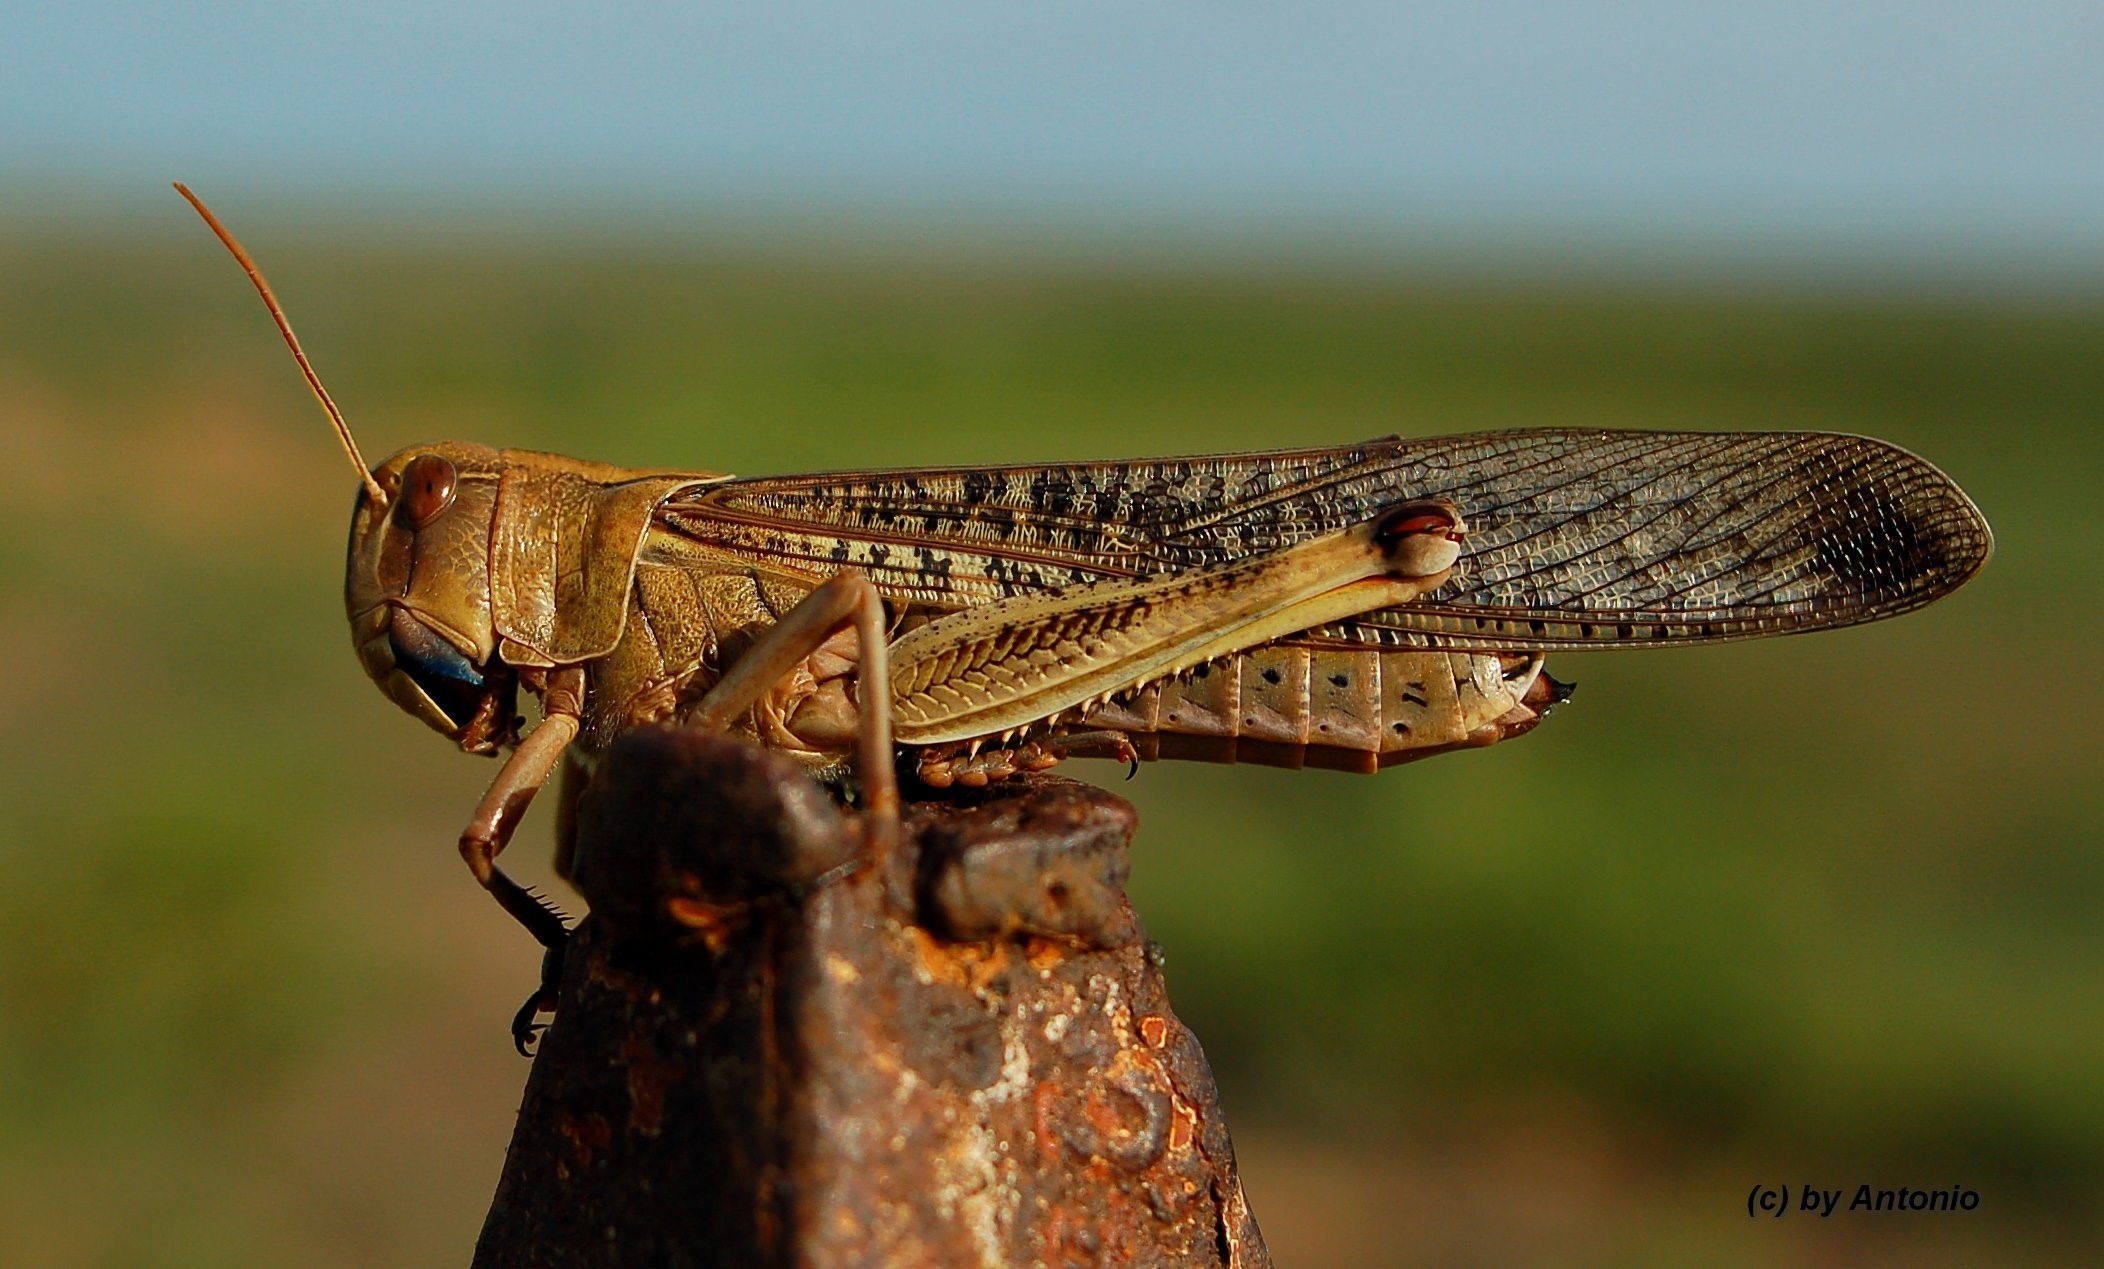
0, 224, 2095, 1266
5, 5, 2103, 1265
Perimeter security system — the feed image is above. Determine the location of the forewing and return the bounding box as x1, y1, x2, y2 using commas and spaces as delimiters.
653, 430, 1991, 648
653, 438, 1418, 600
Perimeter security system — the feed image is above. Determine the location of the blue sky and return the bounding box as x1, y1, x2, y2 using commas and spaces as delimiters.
5, 3, 2099, 280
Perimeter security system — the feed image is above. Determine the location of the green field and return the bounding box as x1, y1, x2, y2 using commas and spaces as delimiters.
1, 225, 2097, 1266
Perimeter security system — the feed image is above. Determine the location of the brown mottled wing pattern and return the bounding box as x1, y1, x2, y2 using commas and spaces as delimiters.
651, 430, 1991, 650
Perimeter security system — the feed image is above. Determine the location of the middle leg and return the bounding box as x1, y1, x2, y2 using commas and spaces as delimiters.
686, 570, 900, 862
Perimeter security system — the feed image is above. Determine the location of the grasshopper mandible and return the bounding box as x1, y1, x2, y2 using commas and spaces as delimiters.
178, 186, 1993, 1053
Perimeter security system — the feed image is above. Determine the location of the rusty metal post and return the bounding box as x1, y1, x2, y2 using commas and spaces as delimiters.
474, 728, 1269, 1268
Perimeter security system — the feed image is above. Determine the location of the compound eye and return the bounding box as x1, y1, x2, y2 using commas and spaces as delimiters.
395, 454, 458, 530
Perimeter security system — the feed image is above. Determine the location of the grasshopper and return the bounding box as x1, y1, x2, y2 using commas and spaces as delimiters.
178, 186, 1994, 1052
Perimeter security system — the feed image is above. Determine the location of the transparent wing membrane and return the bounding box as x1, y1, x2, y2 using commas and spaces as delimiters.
655, 429, 1991, 651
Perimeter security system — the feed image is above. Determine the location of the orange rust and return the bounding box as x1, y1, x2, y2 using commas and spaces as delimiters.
1139, 1014, 1169, 1047
618, 1034, 685, 1138
1167, 1099, 1196, 1155
555, 1108, 612, 1176
1078, 1079, 1134, 1159
1033, 1082, 1063, 1164
901, 924, 976, 988
665, 893, 749, 954
753, 1201, 782, 1260
1024, 937, 1076, 973
962, 942, 1026, 995
904, 922, 1038, 996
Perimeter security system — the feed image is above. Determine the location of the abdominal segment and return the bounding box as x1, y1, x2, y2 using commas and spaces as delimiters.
1074, 645, 1567, 773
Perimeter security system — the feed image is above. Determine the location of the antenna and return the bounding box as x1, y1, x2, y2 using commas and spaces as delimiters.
173, 182, 386, 504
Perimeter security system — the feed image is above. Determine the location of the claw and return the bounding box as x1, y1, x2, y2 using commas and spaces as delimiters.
509, 938, 567, 1057
511, 991, 551, 1057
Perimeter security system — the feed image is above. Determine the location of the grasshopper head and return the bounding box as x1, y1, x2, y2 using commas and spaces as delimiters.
346, 442, 518, 754
173, 187, 526, 754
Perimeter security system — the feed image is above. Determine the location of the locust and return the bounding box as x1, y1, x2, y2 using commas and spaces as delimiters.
178, 186, 1994, 1053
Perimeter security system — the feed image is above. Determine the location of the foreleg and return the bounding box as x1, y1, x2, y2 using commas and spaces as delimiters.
456, 667, 585, 1053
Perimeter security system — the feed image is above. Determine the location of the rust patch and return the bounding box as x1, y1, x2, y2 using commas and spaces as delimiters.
554, 1109, 611, 1179
1167, 1097, 1197, 1155
664, 892, 750, 954
1032, 1081, 1063, 1164
618, 1035, 685, 1139
1059, 1058, 1173, 1172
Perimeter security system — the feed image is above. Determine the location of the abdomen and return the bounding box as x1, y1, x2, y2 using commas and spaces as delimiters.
1077, 645, 1564, 772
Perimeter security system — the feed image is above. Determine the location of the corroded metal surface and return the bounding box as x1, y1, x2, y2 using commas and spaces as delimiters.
475, 728, 1268, 1268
